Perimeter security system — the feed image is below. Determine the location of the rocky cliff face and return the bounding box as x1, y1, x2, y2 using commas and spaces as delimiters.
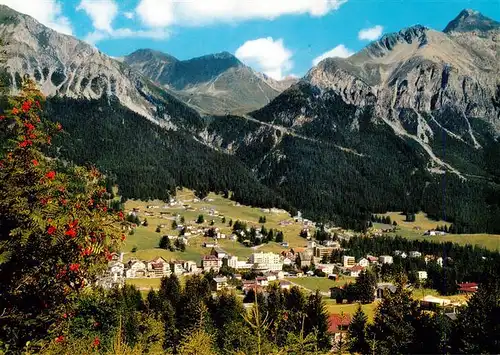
125, 49, 296, 115
305, 13, 500, 135
0, 5, 198, 128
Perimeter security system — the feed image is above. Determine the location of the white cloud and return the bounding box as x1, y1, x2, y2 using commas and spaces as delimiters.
0, 0, 72, 35
235, 37, 293, 80
136, 0, 347, 28
358, 25, 384, 41
136, 0, 175, 27
312, 44, 354, 66
77, 0, 118, 32
76, 0, 168, 44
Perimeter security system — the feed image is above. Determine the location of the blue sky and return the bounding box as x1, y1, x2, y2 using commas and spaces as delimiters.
1, 0, 498, 79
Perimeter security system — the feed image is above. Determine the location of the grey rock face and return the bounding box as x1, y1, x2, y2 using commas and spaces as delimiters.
0, 5, 184, 124
125, 49, 296, 115
305, 15, 500, 133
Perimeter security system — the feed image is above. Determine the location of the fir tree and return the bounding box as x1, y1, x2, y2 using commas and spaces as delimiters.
348, 304, 369, 354
370, 277, 420, 355
456, 279, 500, 354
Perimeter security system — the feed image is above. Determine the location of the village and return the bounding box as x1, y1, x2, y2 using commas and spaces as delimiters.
94, 191, 480, 345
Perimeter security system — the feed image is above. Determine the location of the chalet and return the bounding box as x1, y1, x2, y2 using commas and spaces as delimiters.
458, 282, 479, 294
210, 247, 227, 259
256, 277, 269, 287
279, 280, 291, 290
265, 273, 277, 282
417, 271, 428, 280
317, 264, 335, 275
211, 277, 229, 292
202, 255, 221, 271
233, 274, 242, 280
281, 242, 289, 248
367, 255, 379, 264
170, 261, 185, 276
183, 260, 198, 273
146, 257, 171, 278
282, 257, 293, 266
348, 265, 364, 277
357, 258, 369, 268
424, 230, 446, 236
108, 261, 124, 282
323, 240, 341, 248
125, 260, 147, 278
296, 251, 314, 268
394, 250, 407, 259
328, 314, 351, 344
379, 255, 393, 264
409, 251, 422, 258
203, 242, 217, 248
375, 282, 397, 299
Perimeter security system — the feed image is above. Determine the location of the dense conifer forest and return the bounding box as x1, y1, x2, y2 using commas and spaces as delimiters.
42, 93, 500, 234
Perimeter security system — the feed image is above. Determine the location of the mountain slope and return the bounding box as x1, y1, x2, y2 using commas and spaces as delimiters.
197, 10, 500, 233
0, 5, 202, 129
0, 5, 288, 210
125, 49, 296, 115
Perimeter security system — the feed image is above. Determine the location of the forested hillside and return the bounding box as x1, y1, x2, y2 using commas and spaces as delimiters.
43, 96, 289, 210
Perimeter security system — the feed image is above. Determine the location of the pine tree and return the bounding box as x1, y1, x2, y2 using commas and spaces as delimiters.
305, 290, 330, 350
159, 235, 171, 250
370, 277, 420, 355
159, 275, 181, 308
456, 279, 500, 354
356, 269, 377, 304
348, 304, 369, 354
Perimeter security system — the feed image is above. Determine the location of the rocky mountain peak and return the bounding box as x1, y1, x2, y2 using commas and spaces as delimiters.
444, 9, 500, 33
126, 49, 179, 64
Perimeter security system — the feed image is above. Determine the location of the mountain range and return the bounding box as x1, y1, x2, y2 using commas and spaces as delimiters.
123, 49, 297, 115
0, 5, 499, 233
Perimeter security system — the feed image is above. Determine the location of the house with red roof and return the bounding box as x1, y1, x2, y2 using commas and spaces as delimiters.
348, 265, 365, 277
328, 313, 352, 344
458, 282, 479, 294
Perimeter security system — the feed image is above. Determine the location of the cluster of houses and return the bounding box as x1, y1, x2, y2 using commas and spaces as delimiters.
98, 248, 287, 290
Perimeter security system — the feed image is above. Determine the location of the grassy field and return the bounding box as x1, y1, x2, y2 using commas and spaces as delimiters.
286, 276, 356, 293
126, 278, 162, 290
123, 189, 312, 263
375, 212, 500, 251
324, 299, 378, 322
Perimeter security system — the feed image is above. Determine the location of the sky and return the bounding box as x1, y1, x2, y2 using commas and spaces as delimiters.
0, 0, 498, 80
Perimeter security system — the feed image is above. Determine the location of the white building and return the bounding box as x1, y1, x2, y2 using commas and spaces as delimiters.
417, 271, 428, 280
307, 240, 317, 249
358, 258, 369, 268
170, 261, 186, 276
146, 257, 171, 278
227, 256, 253, 270
342, 256, 355, 268
250, 252, 283, 272
125, 260, 147, 278
108, 261, 124, 282
379, 255, 394, 264
410, 251, 422, 258
317, 264, 335, 275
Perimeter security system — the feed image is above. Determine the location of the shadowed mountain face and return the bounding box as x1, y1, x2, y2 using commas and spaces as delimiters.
0, 5, 499, 233
444, 9, 500, 33
124, 49, 297, 115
